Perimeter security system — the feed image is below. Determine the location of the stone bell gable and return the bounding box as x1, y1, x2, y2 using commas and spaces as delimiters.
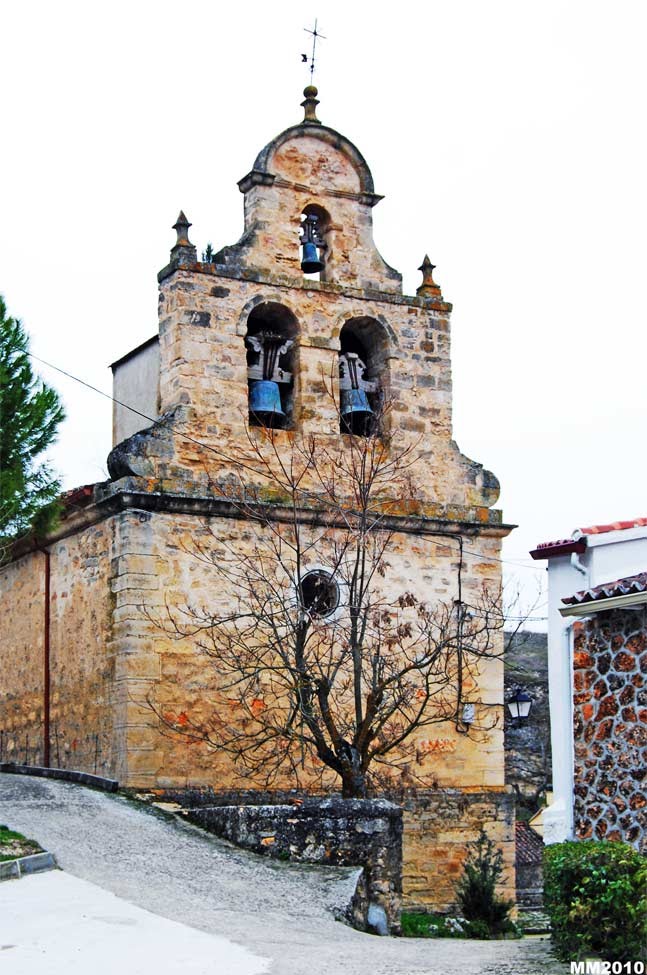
109, 87, 500, 525
217, 85, 402, 292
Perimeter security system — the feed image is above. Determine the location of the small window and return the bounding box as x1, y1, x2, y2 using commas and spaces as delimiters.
300, 570, 340, 619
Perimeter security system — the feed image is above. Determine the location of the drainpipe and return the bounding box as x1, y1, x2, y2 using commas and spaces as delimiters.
570, 550, 588, 583
41, 548, 51, 768
570, 531, 589, 585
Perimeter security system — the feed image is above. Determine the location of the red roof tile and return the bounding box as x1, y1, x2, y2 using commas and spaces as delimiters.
61, 484, 97, 509
532, 517, 647, 559
562, 572, 647, 605
578, 517, 647, 535
530, 538, 586, 560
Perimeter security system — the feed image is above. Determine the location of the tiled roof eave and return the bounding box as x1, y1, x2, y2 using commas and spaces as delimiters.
563, 571, 647, 605
560, 589, 647, 617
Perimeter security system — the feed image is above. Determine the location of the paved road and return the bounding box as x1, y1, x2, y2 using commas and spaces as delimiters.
0, 774, 568, 975
2, 870, 267, 975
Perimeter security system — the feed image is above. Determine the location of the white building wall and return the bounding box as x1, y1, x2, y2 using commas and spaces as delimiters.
541, 525, 647, 844
112, 339, 160, 446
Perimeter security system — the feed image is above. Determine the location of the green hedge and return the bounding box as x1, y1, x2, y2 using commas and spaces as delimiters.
543, 840, 647, 962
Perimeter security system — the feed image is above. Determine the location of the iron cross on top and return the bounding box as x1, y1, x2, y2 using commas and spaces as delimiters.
302, 20, 326, 82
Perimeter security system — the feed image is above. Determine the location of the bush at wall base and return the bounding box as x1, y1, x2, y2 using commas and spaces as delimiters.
455, 831, 517, 938
543, 840, 647, 963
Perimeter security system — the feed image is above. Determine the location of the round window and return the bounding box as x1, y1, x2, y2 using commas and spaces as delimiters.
300, 570, 340, 619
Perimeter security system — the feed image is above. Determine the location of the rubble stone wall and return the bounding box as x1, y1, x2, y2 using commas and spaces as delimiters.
184, 797, 402, 934
572, 608, 647, 851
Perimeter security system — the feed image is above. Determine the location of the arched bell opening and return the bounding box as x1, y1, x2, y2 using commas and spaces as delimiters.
245, 302, 299, 429
338, 318, 390, 437
300, 204, 330, 281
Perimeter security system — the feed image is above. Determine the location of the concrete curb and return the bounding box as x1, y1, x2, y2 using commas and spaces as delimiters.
0, 763, 118, 793
0, 851, 57, 882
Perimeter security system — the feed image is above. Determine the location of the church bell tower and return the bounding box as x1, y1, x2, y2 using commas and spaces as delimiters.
109, 86, 501, 522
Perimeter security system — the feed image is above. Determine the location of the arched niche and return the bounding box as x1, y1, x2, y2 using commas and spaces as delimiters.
245, 302, 299, 429
300, 203, 331, 283
338, 317, 391, 436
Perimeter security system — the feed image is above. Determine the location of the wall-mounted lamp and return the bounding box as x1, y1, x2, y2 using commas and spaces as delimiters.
507, 687, 532, 726
461, 703, 476, 726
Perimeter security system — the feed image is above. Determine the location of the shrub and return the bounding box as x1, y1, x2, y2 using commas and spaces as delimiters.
400, 911, 465, 938
543, 840, 647, 962
461, 918, 493, 940
455, 830, 516, 938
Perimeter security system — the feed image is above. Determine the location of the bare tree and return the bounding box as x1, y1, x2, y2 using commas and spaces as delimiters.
147, 410, 506, 799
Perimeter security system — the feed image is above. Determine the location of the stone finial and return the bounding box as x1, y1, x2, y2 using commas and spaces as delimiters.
417, 255, 442, 297
173, 211, 192, 245
171, 211, 197, 265
301, 85, 321, 125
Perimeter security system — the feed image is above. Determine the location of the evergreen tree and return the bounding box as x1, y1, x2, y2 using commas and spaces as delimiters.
0, 296, 65, 548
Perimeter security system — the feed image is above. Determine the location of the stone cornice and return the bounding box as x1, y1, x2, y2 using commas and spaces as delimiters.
1, 484, 513, 566
157, 261, 452, 313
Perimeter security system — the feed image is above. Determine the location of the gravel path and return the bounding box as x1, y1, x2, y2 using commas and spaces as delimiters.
1, 773, 568, 975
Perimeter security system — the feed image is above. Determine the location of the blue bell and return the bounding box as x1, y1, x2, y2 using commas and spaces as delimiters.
341, 387, 373, 417
301, 241, 324, 274
249, 380, 285, 426
340, 387, 373, 435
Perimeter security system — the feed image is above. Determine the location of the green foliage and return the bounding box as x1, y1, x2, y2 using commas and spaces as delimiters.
400, 910, 520, 941
0, 825, 27, 842
455, 830, 516, 938
543, 840, 647, 963
0, 295, 65, 548
400, 911, 465, 938
0, 823, 41, 861
202, 242, 215, 263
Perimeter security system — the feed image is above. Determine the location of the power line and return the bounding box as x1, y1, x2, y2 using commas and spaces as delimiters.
27, 350, 544, 574
26, 352, 268, 480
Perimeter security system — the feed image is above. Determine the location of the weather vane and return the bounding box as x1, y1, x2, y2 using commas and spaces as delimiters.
302, 19, 326, 83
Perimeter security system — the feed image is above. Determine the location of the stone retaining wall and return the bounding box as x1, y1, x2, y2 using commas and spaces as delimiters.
162, 784, 516, 915
183, 797, 402, 935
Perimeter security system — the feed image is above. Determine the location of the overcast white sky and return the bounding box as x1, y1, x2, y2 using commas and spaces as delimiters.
2, 0, 646, 623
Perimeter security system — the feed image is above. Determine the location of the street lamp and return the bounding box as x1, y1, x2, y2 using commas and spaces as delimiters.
507, 687, 532, 725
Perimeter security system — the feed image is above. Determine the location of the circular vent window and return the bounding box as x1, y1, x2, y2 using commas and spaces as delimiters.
300, 570, 340, 619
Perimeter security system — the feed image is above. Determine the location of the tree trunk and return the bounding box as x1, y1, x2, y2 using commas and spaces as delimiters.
341, 768, 368, 799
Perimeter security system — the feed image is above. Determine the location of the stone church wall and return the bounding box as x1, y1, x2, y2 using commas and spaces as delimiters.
109, 507, 506, 794
0, 499, 507, 795
0, 551, 45, 765
402, 787, 515, 913
0, 519, 116, 775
